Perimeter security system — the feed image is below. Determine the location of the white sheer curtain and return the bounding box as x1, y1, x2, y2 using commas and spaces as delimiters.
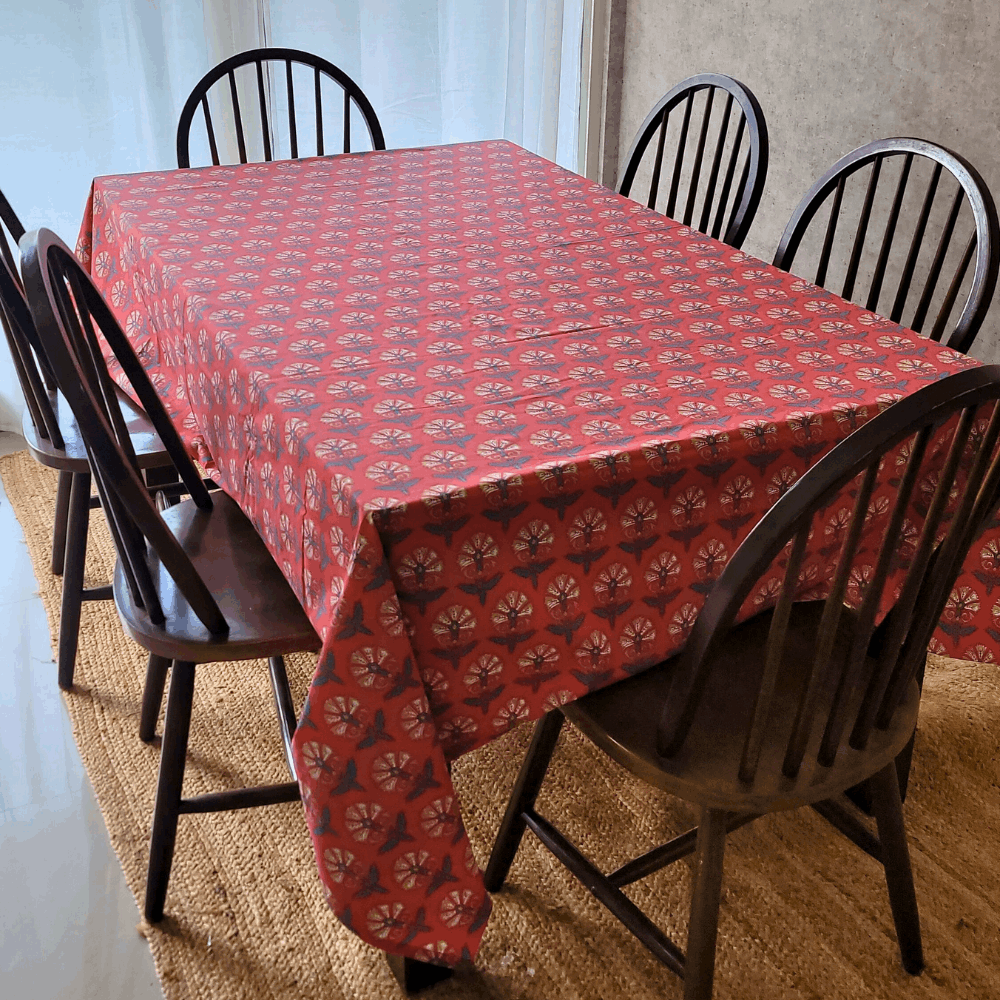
0, 0, 584, 432
0, 0, 208, 431
267, 0, 584, 167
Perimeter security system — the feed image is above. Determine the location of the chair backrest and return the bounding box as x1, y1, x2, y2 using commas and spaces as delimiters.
658, 365, 1000, 787
20, 228, 228, 636
176, 47, 385, 168
0, 189, 24, 280
617, 73, 768, 249
0, 189, 63, 446
774, 137, 1000, 355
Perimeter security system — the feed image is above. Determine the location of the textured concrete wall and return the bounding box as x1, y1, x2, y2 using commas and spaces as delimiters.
599, 0, 628, 186
617, 0, 1000, 360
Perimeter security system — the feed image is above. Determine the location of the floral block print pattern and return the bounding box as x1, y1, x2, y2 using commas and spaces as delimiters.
77, 140, 992, 963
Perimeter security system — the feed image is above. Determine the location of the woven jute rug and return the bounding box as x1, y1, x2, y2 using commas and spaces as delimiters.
3, 448, 999, 1000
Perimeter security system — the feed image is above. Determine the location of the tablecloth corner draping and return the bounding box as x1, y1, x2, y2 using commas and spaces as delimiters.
76, 140, 999, 965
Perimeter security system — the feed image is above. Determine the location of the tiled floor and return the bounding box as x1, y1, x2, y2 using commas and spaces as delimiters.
0, 432, 162, 999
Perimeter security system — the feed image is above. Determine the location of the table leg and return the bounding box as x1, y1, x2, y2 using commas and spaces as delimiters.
386, 954, 454, 993
144, 464, 180, 505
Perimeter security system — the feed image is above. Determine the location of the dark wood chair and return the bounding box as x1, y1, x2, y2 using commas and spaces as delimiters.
617, 73, 768, 249
0, 190, 187, 693
20, 227, 321, 922
774, 137, 1000, 355
176, 46, 385, 168
486, 364, 1000, 999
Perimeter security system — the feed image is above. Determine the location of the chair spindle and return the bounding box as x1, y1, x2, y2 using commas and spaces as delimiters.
842, 156, 884, 302
782, 461, 879, 778
200, 95, 221, 166
699, 93, 734, 236
227, 69, 248, 163
343, 86, 350, 154
850, 406, 976, 749
817, 424, 931, 766
815, 177, 845, 288
865, 152, 914, 314
929, 233, 976, 343
665, 92, 694, 220
711, 112, 746, 242
255, 60, 273, 162
738, 523, 810, 784
911, 186, 964, 336
682, 88, 715, 227
286, 61, 298, 159
314, 66, 324, 156
890, 162, 943, 325
646, 110, 668, 211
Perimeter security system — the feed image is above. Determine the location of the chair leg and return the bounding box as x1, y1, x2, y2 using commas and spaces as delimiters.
386, 955, 454, 993
484, 710, 564, 892
145, 660, 195, 923
50, 470, 72, 575
683, 808, 729, 1000
893, 728, 917, 804
868, 761, 923, 975
139, 655, 171, 743
269, 656, 299, 778
144, 464, 181, 508
144, 464, 180, 489
57, 472, 90, 690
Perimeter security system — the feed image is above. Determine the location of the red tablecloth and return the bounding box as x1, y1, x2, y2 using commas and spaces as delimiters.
77, 139, 996, 964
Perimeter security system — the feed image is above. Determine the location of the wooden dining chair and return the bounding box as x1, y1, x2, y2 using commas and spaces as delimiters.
774, 137, 1000, 355
176, 46, 385, 168
21, 227, 321, 923
486, 364, 1000, 999
0, 189, 189, 693
617, 73, 768, 249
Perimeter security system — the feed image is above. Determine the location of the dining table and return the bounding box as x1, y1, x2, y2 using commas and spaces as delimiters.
75, 138, 1000, 969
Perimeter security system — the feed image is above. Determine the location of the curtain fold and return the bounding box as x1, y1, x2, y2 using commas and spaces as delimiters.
269, 0, 584, 165
202, 0, 272, 163
0, 0, 209, 431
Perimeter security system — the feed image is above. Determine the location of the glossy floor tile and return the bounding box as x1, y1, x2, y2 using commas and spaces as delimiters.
0, 433, 162, 999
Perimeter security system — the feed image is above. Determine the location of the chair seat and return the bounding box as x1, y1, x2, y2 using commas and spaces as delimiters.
562, 601, 921, 814
23, 386, 170, 472
113, 490, 320, 662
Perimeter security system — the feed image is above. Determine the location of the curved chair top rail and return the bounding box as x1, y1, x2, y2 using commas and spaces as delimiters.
659, 364, 1000, 781
177, 46, 386, 168
0, 190, 62, 446
617, 72, 768, 249
19, 228, 226, 636
773, 136, 1000, 355
0, 187, 25, 282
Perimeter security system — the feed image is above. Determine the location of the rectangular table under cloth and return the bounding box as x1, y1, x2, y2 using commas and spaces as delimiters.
76, 139, 999, 964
